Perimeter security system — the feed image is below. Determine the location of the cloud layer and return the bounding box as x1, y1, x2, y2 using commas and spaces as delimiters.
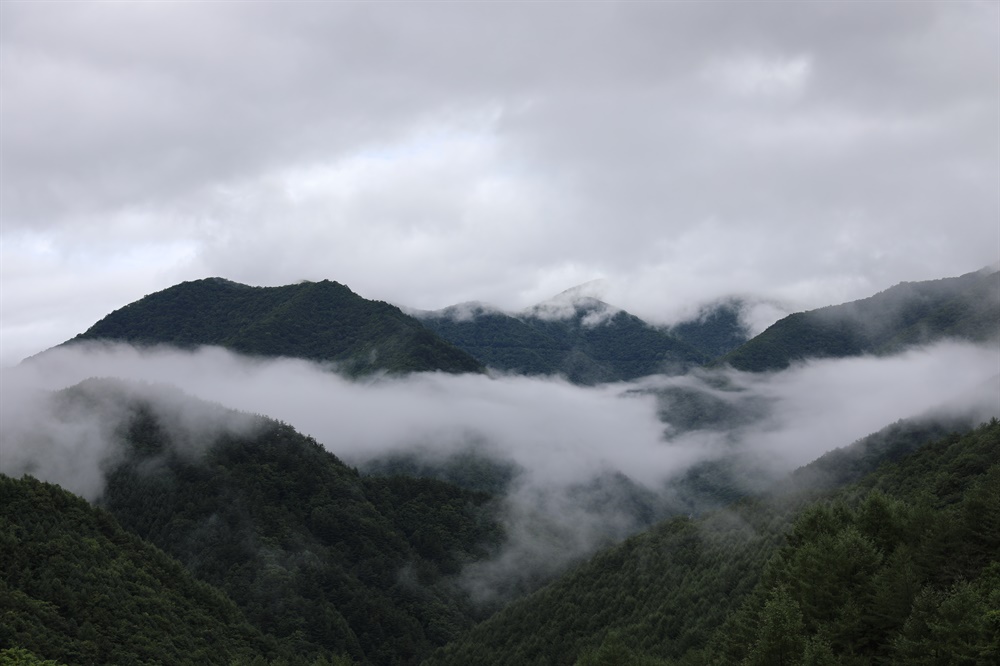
2, 2, 997, 364
7, 341, 998, 487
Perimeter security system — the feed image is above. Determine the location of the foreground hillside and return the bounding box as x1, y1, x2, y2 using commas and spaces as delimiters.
427, 418, 1000, 665
58, 278, 483, 376
3, 371, 995, 665
3, 379, 504, 665
0, 474, 344, 665
723, 268, 1000, 372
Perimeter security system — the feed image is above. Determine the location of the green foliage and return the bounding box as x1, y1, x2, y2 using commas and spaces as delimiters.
77, 380, 503, 665
428, 418, 998, 665
703, 419, 1000, 664
425, 508, 784, 665
666, 298, 751, 359
0, 474, 323, 665
361, 449, 522, 496
575, 631, 672, 666
721, 269, 1000, 371
420, 300, 708, 384
61, 278, 482, 376
0, 647, 65, 665
743, 586, 806, 666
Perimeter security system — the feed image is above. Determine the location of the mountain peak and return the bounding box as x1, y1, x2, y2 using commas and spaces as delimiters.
49, 277, 483, 376
523, 280, 618, 323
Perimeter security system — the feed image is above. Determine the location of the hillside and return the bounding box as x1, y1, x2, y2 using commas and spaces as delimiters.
58, 278, 483, 376
14, 378, 504, 666
426, 416, 999, 665
0, 474, 343, 666
418, 296, 708, 384
665, 298, 751, 360
722, 268, 1000, 372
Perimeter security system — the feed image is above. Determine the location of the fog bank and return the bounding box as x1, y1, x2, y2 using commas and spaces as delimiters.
2, 339, 996, 599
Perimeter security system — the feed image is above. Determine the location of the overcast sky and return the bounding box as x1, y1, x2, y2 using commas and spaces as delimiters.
2, 1, 998, 365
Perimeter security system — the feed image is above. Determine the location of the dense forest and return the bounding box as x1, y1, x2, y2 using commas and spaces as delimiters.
4, 269, 998, 664
2, 378, 506, 665
427, 419, 1000, 665
417, 297, 740, 384
31, 268, 999, 383
0, 474, 350, 665
4, 378, 995, 664
722, 268, 1000, 372
57, 278, 483, 376
664, 298, 751, 360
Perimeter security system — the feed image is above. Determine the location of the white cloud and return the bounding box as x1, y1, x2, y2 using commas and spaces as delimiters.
703, 53, 812, 97
3, 339, 996, 598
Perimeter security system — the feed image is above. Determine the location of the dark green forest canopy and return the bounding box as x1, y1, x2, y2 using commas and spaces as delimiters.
426, 418, 999, 666
721, 268, 1000, 372
4, 372, 996, 666
418, 299, 711, 384
0, 473, 337, 666
4, 378, 504, 666
33, 268, 996, 381
664, 298, 751, 361
58, 277, 483, 376
92, 390, 503, 665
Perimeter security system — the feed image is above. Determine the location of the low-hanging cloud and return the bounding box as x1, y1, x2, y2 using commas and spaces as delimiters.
2, 339, 997, 601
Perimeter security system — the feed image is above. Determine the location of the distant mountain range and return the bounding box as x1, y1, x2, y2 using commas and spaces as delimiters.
59, 278, 484, 376
721, 268, 1000, 371
5, 267, 999, 665
39, 267, 999, 381
414, 293, 735, 384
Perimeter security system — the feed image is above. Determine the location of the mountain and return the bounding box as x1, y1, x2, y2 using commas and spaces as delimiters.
426, 417, 1000, 665
417, 293, 708, 384
11, 378, 504, 666
0, 474, 343, 666
722, 268, 1000, 372
57, 278, 483, 376
665, 297, 751, 359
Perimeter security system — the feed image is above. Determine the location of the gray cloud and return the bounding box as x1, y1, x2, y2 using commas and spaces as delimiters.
2, 2, 997, 364
2, 340, 997, 599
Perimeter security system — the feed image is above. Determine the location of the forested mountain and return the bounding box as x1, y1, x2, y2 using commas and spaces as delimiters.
55, 278, 483, 376
6, 268, 998, 665
0, 474, 347, 666
32, 268, 997, 381
664, 298, 751, 360
426, 417, 1000, 665
722, 268, 1000, 372
417, 296, 708, 384
6, 378, 504, 666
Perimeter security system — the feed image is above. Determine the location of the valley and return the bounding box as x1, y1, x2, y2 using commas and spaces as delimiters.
2, 268, 998, 665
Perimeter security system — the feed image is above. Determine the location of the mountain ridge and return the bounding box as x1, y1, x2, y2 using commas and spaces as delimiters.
721, 268, 1000, 372
48, 278, 484, 376
416, 295, 727, 384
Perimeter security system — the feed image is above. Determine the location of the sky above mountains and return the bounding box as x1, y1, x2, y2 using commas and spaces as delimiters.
2, 2, 998, 365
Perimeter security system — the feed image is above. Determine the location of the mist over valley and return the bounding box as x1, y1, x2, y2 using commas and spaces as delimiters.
2, 2, 998, 663
3, 266, 999, 664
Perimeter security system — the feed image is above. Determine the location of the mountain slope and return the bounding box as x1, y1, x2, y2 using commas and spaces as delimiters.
722, 268, 1000, 372
0, 474, 334, 666
17, 378, 503, 666
699, 419, 1000, 665
60, 278, 483, 376
426, 415, 997, 665
666, 297, 751, 359
418, 296, 708, 384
